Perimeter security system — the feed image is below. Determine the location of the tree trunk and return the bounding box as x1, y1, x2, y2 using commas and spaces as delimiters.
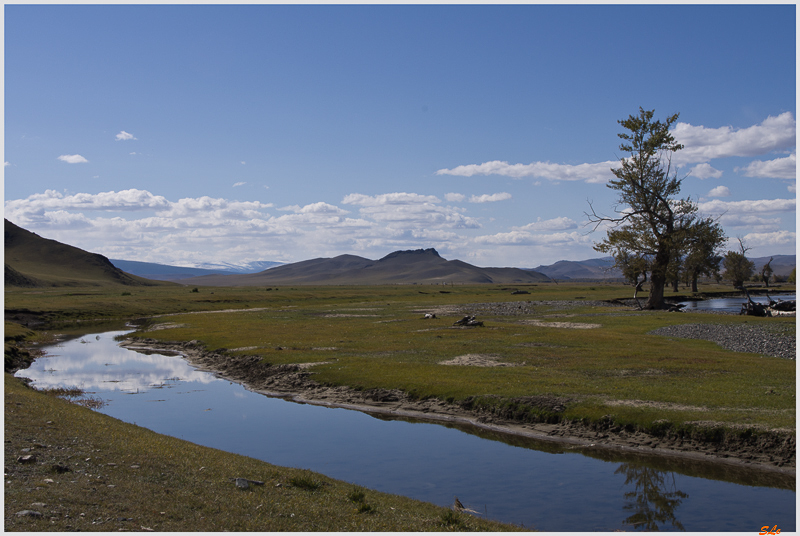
646, 246, 670, 309
691, 275, 698, 293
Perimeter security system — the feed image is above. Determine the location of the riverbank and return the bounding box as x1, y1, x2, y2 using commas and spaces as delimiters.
4, 373, 520, 531
121, 324, 796, 476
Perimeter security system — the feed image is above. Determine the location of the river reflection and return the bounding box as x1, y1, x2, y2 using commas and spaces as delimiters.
15, 330, 796, 532
616, 464, 689, 531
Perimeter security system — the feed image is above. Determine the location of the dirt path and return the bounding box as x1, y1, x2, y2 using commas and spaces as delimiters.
120, 338, 795, 477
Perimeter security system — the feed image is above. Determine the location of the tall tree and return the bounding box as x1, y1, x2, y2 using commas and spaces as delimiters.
680, 218, 726, 292
589, 108, 720, 309
723, 238, 755, 288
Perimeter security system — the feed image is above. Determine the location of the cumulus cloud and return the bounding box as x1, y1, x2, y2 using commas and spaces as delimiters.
469, 192, 512, 203
4, 189, 489, 266
58, 154, 89, 164
445, 192, 465, 202
279, 202, 349, 215
736, 152, 796, 180
689, 163, 723, 179
474, 230, 592, 247
233, 182, 246, 187
115, 131, 136, 141
517, 217, 578, 232
707, 186, 730, 198
436, 160, 616, 184
671, 112, 796, 164
343, 192, 441, 206
741, 230, 796, 247
698, 198, 795, 215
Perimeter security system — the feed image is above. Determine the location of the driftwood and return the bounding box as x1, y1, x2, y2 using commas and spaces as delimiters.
453, 315, 484, 327
738, 287, 770, 317
766, 292, 796, 312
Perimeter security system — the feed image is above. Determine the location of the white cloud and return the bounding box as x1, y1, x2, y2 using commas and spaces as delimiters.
5, 189, 490, 266
115, 131, 137, 141
742, 230, 796, 247
4, 161, 9, 167
672, 112, 796, 164
342, 192, 441, 206
736, 152, 796, 180
233, 182, 246, 187
698, 198, 795, 215
279, 202, 349, 215
58, 154, 89, 164
707, 186, 730, 198
469, 192, 512, 203
445, 192, 465, 202
689, 163, 723, 179
718, 214, 781, 231
474, 230, 592, 247
517, 217, 578, 232
436, 160, 616, 184
240, 161, 246, 165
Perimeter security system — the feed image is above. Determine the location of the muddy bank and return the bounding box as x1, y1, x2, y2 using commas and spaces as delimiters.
121, 337, 795, 476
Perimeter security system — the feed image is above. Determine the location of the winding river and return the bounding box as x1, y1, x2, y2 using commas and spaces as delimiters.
16, 329, 796, 532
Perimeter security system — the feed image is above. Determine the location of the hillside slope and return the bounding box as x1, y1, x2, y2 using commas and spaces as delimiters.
183, 248, 550, 286
4, 220, 158, 288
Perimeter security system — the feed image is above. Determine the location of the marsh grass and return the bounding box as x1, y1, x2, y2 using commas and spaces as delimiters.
6, 282, 795, 449
108, 284, 796, 437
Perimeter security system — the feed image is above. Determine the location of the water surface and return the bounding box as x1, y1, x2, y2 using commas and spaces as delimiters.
680, 294, 795, 313
17, 330, 796, 532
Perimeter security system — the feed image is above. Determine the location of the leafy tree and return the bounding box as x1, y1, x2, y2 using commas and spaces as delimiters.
680, 218, 726, 292
722, 238, 755, 288
589, 108, 724, 309
789, 267, 796, 284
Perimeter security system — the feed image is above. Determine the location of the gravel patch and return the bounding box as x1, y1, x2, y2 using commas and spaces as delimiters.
650, 323, 796, 360
421, 300, 617, 317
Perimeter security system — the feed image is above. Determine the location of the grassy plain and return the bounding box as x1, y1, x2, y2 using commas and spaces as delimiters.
7, 281, 796, 435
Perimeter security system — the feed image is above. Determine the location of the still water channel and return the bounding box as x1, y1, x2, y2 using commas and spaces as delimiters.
679, 295, 795, 313
17, 329, 796, 532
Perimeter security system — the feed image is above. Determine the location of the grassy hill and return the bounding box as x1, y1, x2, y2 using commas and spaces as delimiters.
4, 220, 160, 288
183, 248, 550, 286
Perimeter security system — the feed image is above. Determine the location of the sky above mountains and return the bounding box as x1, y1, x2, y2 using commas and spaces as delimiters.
4, 4, 796, 268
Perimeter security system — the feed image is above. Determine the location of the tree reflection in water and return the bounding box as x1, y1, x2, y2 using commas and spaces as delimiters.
615, 463, 689, 531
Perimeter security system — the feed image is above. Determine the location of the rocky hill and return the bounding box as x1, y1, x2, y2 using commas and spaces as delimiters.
182, 248, 550, 286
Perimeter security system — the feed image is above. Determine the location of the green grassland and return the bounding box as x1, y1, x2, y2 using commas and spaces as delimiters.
7, 281, 795, 436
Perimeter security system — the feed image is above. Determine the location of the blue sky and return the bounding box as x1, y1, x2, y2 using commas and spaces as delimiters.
4, 4, 796, 268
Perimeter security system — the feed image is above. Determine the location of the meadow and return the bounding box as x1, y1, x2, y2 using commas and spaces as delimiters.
7, 281, 796, 435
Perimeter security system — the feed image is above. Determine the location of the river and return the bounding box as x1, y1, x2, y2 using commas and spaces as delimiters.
15, 329, 796, 532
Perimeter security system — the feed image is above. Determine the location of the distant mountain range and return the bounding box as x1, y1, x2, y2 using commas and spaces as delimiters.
179, 248, 551, 286
110, 259, 284, 282
5, 219, 795, 288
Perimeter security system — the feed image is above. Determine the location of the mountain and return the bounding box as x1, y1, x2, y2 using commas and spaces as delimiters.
181, 248, 551, 286
749, 255, 796, 277
4, 220, 158, 288
110, 259, 284, 282
534, 257, 622, 280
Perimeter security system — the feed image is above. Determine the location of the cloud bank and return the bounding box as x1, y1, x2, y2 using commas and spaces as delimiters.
436, 113, 796, 184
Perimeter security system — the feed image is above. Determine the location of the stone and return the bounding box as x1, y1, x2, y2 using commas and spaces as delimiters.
15, 510, 42, 518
